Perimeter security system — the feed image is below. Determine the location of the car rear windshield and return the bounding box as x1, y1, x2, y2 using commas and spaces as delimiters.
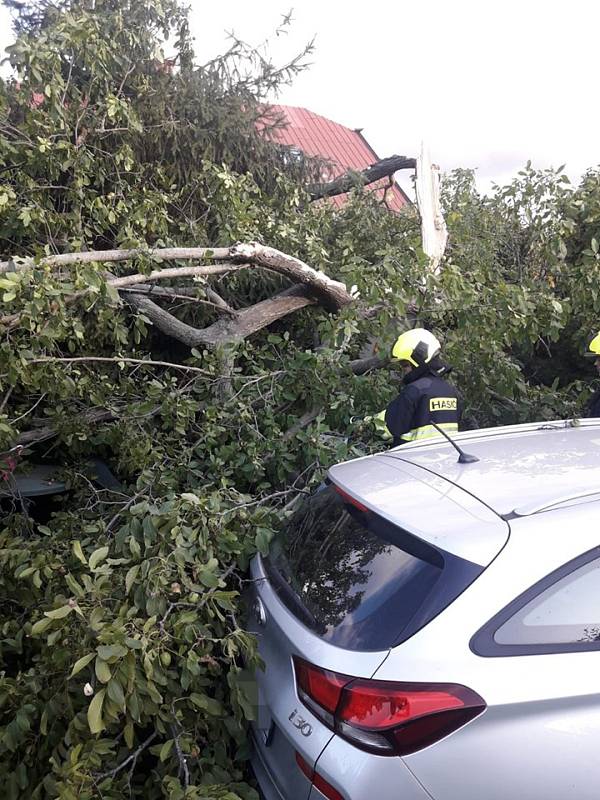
264, 484, 481, 651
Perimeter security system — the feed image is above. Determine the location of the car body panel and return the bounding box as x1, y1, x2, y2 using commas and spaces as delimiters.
247, 555, 389, 800
310, 736, 433, 800
387, 421, 600, 516
328, 454, 509, 565
0, 464, 67, 497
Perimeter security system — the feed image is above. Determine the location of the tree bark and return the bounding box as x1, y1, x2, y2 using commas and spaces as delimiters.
308, 155, 416, 201
229, 243, 351, 311
126, 285, 316, 347
349, 354, 389, 375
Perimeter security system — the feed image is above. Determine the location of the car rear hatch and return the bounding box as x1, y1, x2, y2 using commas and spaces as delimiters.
247, 453, 509, 799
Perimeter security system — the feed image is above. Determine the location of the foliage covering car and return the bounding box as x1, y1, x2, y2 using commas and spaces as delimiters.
1, 0, 600, 798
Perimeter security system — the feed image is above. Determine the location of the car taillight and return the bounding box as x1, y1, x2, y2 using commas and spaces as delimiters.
333, 484, 368, 512
294, 656, 352, 726
293, 656, 485, 756
296, 752, 346, 800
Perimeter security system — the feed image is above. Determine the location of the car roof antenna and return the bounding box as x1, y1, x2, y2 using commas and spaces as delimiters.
431, 423, 479, 464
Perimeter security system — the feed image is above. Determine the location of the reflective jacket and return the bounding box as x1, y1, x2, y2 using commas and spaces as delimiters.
385, 360, 461, 447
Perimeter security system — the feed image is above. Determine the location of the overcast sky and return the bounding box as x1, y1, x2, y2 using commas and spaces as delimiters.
1, 0, 599, 196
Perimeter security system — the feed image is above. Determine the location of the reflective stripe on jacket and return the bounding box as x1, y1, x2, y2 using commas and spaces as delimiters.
385, 369, 461, 447
400, 420, 458, 442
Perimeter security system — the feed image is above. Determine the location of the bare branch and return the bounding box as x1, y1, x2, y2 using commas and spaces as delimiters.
0, 241, 352, 314
107, 263, 246, 290
0, 246, 232, 275
0, 241, 352, 307
203, 286, 234, 313
0, 387, 14, 415
28, 356, 211, 375
0, 264, 247, 329
170, 724, 190, 789
94, 732, 157, 782
105, 487, 149, 534
0, 242, 353, 333
121, 285, 237, 316
230, 243, 352, 311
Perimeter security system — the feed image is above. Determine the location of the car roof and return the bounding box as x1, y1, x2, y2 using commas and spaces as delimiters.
383, 419, 600, 516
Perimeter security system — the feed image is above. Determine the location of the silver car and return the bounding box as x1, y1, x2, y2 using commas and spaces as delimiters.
247, 420, 600, 800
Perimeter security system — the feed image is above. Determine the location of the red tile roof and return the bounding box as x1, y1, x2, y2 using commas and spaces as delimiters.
263, 105, 410, 211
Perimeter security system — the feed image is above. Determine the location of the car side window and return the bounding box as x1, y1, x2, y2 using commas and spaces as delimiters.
471, 546, 600, 656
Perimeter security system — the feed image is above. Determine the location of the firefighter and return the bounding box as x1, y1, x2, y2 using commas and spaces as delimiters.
584, 332, 600, 417
379, 328, 461, 446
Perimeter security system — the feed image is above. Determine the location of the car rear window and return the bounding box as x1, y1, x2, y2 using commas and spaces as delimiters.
264, 484, 481, 651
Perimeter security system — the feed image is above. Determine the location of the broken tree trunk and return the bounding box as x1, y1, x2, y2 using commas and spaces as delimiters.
308, 155, 416, 201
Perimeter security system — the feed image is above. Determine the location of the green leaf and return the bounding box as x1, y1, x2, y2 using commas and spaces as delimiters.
88, 546, 109, 570
125, 564, 140, 594
198, 569, 219, 588
17, 567, 35, 580
31, 618, 52, 635
87, 689, 106, 734
107, 678, 125, 708
180, 492, 200, 505
190, 692, 223, 714
97, 644, 127, 661
72, 541, 87, 565
124, 721, 134, 748
65, 573, 85, 597
44, 605, 73, 620
69, 653, 95, 678
255, 527, 273, 555
130, 502, 149, 516
95, 657, 112, 684
159, 739, 174, 762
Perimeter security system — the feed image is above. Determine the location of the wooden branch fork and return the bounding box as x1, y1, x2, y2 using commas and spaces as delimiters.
0, 242, 354, 345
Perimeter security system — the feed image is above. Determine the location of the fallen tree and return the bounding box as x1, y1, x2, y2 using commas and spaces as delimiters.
1, 2, 594, 799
